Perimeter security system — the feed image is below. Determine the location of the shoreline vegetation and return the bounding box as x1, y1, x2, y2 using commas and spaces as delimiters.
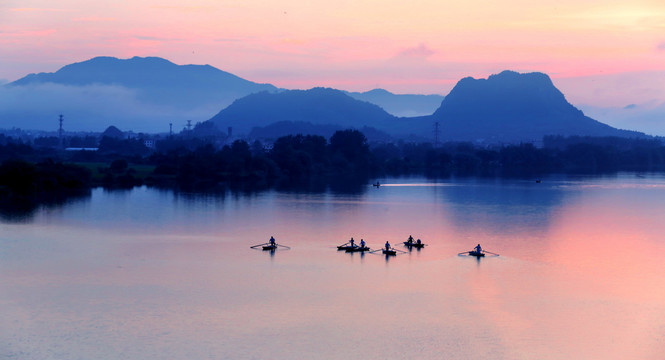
2, 129, 665, 214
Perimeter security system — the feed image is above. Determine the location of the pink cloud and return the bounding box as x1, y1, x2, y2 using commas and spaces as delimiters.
657, 42, 665, 51
396, 43, 435, 59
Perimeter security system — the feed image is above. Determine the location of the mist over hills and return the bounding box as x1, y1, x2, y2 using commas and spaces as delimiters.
2, 56, 278, 132
345, 89, 444, 117
0, 56, 651, 143
1, 56, 443, 132
10, 56, 278, 107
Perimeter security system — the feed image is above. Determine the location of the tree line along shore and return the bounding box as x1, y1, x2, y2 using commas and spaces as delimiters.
2, 129, 665, 209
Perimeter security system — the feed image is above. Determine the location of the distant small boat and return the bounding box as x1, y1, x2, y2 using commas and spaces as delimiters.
458, 248, 498, 257
251, 238, 290, 251
373, 181, 381, 187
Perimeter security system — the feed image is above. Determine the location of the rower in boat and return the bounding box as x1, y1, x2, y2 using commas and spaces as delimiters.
347, 238, 370, 252
459, 244, 495, 257
382, 241, 398, 255
260, 236, 277, 250
251, 236, 290, 251
416, 238, 422, 246
467, 243, 484, 256
338, 237, 359, 251
406, 235, 414, 245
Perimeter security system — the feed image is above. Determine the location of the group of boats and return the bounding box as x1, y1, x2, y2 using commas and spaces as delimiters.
252, 235, 499, 258
336, 235, 424, 255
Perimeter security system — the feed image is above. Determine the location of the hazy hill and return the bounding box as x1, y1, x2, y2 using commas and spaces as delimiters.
429, 70, 645, 142
2, 56, 278, 132
207, 87, 402, 136
345, 89, 444, 117
10, 56, 277, 109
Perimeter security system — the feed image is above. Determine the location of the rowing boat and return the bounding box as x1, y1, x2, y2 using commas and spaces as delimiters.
403, 241, 425, 248
262, 244, 277, 251
347, 246, 371, 252
337, 245, 357, 251
382, 249, 397, 256
468, 250, 485, 257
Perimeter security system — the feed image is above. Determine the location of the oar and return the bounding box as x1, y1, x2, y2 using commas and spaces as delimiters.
276, 244, 291, 249
482, 250, 499, 256
250, 242, 271, 249
457, 251, 472, 256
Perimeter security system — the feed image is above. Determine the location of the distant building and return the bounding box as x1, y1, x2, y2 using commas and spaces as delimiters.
144, 139, 156, 149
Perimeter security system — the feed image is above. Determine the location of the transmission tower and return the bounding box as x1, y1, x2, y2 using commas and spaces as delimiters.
58, 114, 64, 148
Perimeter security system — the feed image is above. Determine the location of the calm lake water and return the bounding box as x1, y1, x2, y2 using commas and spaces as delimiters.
2, 174, 665, 359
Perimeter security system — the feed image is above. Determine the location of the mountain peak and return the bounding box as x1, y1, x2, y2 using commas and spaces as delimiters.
208, 87, 397, 135
364, 88, 393, 95
9, 56, 271, 89
435, 70, 570, 118
431, 70, 639, 141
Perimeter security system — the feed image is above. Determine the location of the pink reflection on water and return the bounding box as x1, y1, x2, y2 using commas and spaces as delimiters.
455, 182, 665, 359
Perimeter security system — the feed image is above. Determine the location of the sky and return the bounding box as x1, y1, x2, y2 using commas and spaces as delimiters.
1, 0, 665, 132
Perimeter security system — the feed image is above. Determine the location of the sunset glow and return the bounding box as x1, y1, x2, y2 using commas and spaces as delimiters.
1, 1, 664, 106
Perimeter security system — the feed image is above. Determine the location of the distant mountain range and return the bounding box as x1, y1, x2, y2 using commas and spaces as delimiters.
207, 71, 645, 142
1, 56, 441, 132
0, 56, 649, 142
